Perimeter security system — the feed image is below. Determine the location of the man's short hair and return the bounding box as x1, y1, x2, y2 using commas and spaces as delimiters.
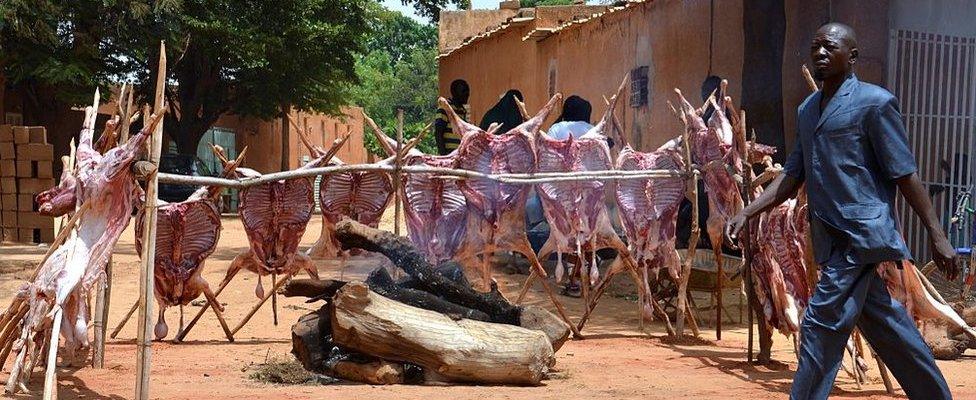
450, 79, 469, 97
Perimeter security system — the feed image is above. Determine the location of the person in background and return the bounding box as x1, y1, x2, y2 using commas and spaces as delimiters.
548, 95, 594, 140
479, 90, 525, 134
434, 79, 471, 155
532, 95, 597, 297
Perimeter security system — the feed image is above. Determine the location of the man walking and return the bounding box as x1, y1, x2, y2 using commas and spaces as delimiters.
726, 22, 959, 400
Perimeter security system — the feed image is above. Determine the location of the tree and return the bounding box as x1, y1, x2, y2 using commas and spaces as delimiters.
1, 0, 371, 156
112, 0, 371, 155
351, 6, 439, 156
2, 0, 448, 158
399, 0, 470, 22
365, 6, 437, 64
0, 0, 126, 127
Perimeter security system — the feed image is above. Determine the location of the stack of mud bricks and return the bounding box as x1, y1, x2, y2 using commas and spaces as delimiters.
0, 124, 55, 243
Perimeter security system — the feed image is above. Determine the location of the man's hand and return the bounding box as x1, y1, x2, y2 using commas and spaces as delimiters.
930, 233, 960, 281
725, 212, 748, 245
896, 173, 962, 280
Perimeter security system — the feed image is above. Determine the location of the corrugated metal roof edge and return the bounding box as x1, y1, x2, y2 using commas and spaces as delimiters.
520, 0, 650, 42
437, 16, 536, 59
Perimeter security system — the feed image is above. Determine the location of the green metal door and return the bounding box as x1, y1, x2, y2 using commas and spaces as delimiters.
197, 127, 238, 212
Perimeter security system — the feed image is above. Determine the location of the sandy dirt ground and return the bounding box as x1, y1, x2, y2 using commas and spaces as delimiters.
2, 212, 975, 400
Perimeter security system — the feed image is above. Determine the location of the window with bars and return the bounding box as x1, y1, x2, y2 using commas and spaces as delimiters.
630, 66, 649, 108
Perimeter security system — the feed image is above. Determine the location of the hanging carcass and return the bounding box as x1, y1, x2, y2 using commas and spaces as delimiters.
226, 136, 347, 298
443, 94, 561, 290
295, 118, 394, 261
130, 145, 247, 341
3, 105, 164, 393
614, 136, 687, 316
533, 80, 635, 299
751, 198, 812, 335
364, 116, 469, 266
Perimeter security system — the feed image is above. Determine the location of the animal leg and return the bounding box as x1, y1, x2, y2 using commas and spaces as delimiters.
271, 273, 280, 326
174, 252, 246, 342
625, 258, 675, 336
295, 252, 320, 281
576, 241, 589, 303
154, 303, 168, 341
589, 236, 600, 287
232, 272, 294, 336
255, 274, 265, 300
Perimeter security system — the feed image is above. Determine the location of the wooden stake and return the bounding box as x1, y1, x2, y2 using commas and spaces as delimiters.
675, 123, 700, 336
135, 41, 166, 400
110, 301, 140, 339
740, 114, 756, 361
868, 341, 896, 394
231, 273, 294, 336
394, 110, 403, 238
801, 65, 819, 92
91, 266, 109, 368
173, 267, 241, 342
42, 308, 63, 400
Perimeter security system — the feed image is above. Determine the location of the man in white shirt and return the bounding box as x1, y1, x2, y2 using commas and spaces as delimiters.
528, 95, 596, 297
547, 95, 594, 140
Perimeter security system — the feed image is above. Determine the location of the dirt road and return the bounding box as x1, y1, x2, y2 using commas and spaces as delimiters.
2, 214, 974, 399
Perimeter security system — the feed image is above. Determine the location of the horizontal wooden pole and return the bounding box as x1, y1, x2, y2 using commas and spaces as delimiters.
155, 164, 695, 189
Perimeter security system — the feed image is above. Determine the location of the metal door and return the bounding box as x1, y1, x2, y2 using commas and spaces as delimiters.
888, 29, 976, 262
197, 127, 239, 212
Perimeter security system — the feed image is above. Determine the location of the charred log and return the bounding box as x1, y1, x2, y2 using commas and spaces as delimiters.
397, 261, 472, 290
365, 268, 492, 322
291, 308, 332, 372
334, 219, 521, 325
282, 279, 348, 302
291, 305, 424, 384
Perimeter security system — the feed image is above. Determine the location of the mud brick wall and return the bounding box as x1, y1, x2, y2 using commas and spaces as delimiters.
0, 124, 56, 243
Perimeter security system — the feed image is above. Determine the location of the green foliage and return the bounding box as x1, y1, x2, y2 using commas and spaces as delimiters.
112, 0, 372, 153
399, 0, 471, 22
365, 6, 437, 64
1, 0, 371, 154
1, 0, 448, 156
351, 7, 439, 157
520, 0, 576, 7
0, 0, 122, 107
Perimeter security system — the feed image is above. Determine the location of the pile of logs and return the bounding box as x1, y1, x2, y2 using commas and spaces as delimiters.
287, 219, 570, 385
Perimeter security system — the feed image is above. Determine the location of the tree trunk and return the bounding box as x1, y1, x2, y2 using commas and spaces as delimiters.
331, 282, 554, 386
280, 106, 291, 171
